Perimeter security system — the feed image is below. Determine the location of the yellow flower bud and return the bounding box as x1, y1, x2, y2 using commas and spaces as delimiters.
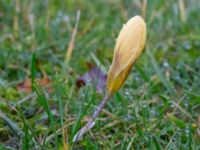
73, 16, 147, 142
106, 16, 147, 96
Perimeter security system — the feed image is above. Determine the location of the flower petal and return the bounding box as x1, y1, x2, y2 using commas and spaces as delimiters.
106, 16, 146, 96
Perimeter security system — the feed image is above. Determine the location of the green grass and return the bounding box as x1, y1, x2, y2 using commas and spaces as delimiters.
0, 0, 200, 149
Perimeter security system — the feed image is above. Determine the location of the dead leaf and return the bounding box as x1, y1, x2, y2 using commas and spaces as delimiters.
16, 78, 50, 93
76, 67, 107, 94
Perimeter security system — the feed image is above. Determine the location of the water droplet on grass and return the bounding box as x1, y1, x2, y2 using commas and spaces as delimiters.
170, 102, 175, 108
163, 60, 169, 68
184, 41, 191, 50
184, 102, 189, 108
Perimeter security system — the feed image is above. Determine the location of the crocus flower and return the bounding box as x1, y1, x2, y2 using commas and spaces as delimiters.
106, 16, 146, 96
73, 16, 146, 142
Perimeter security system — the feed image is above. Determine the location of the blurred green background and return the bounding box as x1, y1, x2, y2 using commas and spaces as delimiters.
0, 0, 200, 149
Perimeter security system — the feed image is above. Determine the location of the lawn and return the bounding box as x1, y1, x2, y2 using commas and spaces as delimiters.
0, 0, 200, 149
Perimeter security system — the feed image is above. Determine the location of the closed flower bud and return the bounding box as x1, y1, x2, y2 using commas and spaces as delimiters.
106, 16, 147, 96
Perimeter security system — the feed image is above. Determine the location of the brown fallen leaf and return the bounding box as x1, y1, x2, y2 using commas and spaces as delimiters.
16, 78, 50, 93
76, 67, 107, 94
